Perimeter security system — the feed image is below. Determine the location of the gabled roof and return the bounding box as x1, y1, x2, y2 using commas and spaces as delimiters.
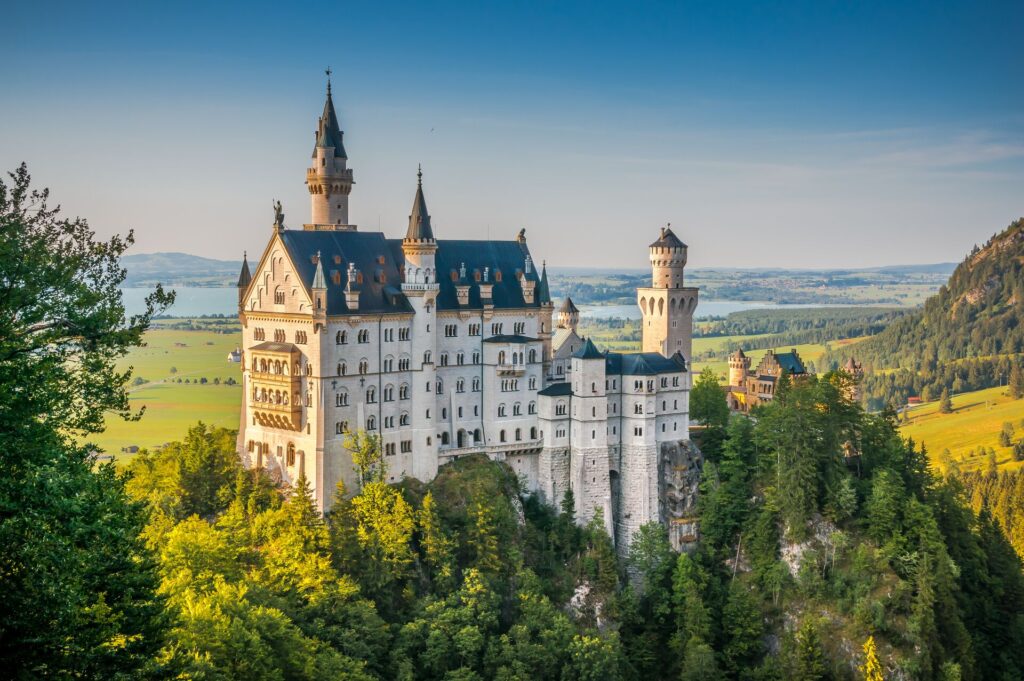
405, 168, 434, 242
313, 84, 347, 158
559, 296, 579, 314
649, 226, 687, 249
605, 351, 687, 375
773, 350, 807, 375
573, 338, 604, 359
538, 381, 572, 397
278, 230, 413, 315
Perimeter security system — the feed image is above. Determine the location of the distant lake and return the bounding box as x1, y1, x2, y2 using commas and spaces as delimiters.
579, 301, 864, 321
121, 286, 872, 321
122, 287, 238, 318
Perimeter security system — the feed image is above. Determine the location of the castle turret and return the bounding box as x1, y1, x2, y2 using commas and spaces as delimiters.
728, 348, 750, 387
538, 261, 554, 378
237, 251, 251, 309
401, 166, 440, 481
637, 225, 699, 361
306, 75, 355, 229
557, 296, 579, 331
570, 339, 612, 534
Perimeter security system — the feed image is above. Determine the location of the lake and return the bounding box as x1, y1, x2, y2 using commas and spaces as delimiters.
122, 286, 867, 320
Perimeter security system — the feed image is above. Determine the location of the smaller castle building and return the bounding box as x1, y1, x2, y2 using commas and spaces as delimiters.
724, 348, 808, 412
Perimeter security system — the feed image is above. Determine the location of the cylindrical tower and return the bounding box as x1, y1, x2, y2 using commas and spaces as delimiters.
649, 225, 688, 289
728, 349, 750, 387
306, 79, 355, 228
557, 296, 579, 331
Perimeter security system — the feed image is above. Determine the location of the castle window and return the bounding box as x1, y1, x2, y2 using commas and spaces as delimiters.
529, 377, 536, 389
457, 352, 464, 365
398, 357, 410, 371
673, 376, 680, 387
555, 402, 567, 416
515, 428, 521, 441
592, 406, 596, 417
359, 360, 368, 374
254, 327, 265, 341
661, 377, 668, 388
456, 378, 465, 393
634, 403, 643, 414
336, 391, 348, 406
295, 330, 307, 344
472, 377, 481, 392
491, 323, 503, 335
287, 444, 295, 466
529, 349, 537, 363
367, 416, 376, 430
445, 324, 457, 337
528, 401, 536, 414
358, 329, 370, 343
337, 330, 347, 344
634, 426, 643, 436
399, 327, 410, 341
514, 322, 525, 334
274, 329, 285, 343
436, 379, 443, 394
366, 387, 376, 403
336, 421, 349, 434
662, 401, 666, 411
530, 426, 537, 439
457, 406, 463, 418
513, 403, 522, 416
384, 385, 394, 401
469, 324, 481, 336
674, 400, 678, 409
662, 423, 666, 432
384, 358, 394, 372
498, 351, 506, 364
401, 439, 412, 453
274, 290, 285, 305
424, 350, 432, 364
439, 353, 449, 367
498, 404, 507, 417
399, 384, 409, 400
500, 430, 507, 443
495, 270, 503, 283
473, 351, 480, 364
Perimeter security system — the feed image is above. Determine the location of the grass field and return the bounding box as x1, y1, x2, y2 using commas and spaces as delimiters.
900, 385, 1024, 472
86, 328, 243, 457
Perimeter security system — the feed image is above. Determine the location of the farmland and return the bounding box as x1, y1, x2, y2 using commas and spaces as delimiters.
87, 325, 243, 458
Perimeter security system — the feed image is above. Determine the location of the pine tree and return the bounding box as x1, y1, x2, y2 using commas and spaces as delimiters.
859, 636, 884, 681
938, 387, 953, 414
418, 492, 455, 593
1011, 363, 1024, 399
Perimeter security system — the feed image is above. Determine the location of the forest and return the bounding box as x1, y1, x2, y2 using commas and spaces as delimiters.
4, 167, 1024, 680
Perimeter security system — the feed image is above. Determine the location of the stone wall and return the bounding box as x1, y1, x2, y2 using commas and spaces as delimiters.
657, 439, 703, 552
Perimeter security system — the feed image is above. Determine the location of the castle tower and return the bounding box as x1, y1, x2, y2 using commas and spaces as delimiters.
306, 75, 355, 229
569, 339, 613, 534
637, 225, 699, 361
728, 349, 750, 387
558, 296, 579, 331
402, 166, 440, 481
537, 261, 555, 377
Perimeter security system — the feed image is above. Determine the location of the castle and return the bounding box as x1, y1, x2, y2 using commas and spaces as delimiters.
236, 81, 701, 551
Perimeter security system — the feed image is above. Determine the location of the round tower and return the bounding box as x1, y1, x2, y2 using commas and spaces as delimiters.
306, 75, 355, 228
558, 296, 579, 331
728, 349, 750, 387
638, 225, 699, 359
649, 225, 687, 289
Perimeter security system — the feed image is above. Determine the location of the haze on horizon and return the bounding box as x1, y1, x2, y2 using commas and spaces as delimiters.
1, 1, 1021, 270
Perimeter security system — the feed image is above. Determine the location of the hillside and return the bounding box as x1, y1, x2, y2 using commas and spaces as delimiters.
121, 252, 241, 286
842, 218, 1024, 369
824, 219, 1024, 408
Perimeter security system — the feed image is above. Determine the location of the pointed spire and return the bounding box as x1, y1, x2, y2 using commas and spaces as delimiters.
404, 165, 435, 242
237, 251, 252, 289
313, 74, 346, 159
312, 251, 326, 289
537, 260, 551, 304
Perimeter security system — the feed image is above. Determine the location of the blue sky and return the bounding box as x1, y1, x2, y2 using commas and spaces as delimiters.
1, 1, 1021, 268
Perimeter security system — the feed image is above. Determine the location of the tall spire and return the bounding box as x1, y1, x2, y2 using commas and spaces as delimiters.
313, 72, 346, 159
312, 251, 327, 289
405, 165, 435, 242
237, 251, 251, 288
537, 260, 551, 304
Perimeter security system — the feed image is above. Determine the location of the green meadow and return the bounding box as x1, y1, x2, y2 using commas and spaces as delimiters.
900, 385, 1024, 473
87, 326, 243, 457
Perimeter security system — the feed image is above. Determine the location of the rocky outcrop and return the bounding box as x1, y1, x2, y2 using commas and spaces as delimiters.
658, 439, 703, 552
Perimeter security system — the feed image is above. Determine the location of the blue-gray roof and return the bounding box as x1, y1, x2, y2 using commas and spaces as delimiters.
313, 88, 347, 158
573, 338, 604, 359
773, 351, 807, 375
279, 230, 412, 315
538, 381, 572, 397
483, 334, 539, 344
276, 230, 544, 316
605, 351, 687, 375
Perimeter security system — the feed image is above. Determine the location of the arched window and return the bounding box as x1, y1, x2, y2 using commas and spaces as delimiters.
472, 377, 481, 392
500, 430, 507, 443
498, 403, 506, 417
456, 378, 465, 393
528, 401, 536, 414
337, 330, 347, 344
359, 359, 368, 374
338, 362, 346, 376
513, 403, 522, 416
424, 350, 432, 364
366, 415, 376, 430
400, 412, 409, 426
530, 426, 537, 439
335, 391, 348, 406
399, 384, 409, 400
515, 428, 521, 441
441, 432, 450, 445
367, 387, 376, 403
384, 385, 394, 401
498, 351, 506, 364
529, 349, 537, 363
436, 378, 443, 395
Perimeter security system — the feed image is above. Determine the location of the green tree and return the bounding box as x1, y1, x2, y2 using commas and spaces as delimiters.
345, 430, 385, 488
999, 422, 1015, 447
418, 492, 456, 593
691, 367, 730, 456
0, 164, 172, 677
789, 618, 828, 681
939, 387, 953, 414
1010, 363, 1024, 399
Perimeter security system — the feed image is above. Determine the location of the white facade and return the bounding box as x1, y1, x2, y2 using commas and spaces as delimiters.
236, 84, 698, 552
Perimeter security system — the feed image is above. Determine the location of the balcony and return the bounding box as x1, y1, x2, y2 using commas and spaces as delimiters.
497, 364, 525, 377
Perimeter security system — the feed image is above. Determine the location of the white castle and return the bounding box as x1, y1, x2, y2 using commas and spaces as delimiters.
237, 81, 701, 551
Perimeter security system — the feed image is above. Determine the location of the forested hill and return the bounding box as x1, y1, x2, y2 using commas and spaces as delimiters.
846, 218, 1024, 371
